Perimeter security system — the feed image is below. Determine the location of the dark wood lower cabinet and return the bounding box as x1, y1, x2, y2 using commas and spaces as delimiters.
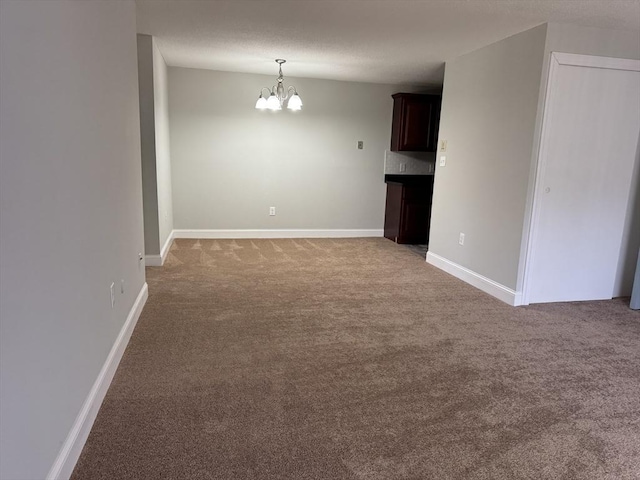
384, 176, 434, 245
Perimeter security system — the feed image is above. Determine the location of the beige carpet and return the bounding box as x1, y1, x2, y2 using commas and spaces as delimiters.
72, 238, 640, 480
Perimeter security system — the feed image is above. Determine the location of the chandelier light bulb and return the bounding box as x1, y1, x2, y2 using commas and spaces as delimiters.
287, 93, 303, 111
266, 93, 281, 110
255, 94, 268, 110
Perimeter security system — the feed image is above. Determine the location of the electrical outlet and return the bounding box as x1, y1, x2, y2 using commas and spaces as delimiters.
459, 233, 465, 246
357, 140, 364, 150
399, 163, 406, 173
110, 282, 115, 308
439, 155, 447, 167
269, 207, 276, 216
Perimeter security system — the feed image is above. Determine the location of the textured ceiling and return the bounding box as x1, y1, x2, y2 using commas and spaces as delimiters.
136, 0, 640, 86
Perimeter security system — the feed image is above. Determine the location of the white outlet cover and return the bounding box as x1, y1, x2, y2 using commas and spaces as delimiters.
439, 155, 446, 167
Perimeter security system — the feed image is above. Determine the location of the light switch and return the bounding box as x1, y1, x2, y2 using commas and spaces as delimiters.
399, 163, 406, 173
440, 139, 448, 152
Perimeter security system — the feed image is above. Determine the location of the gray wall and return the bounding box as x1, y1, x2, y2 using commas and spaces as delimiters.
545, 22, 640, 61
137, 35, 173, 255
0, 1, 145, 479
153, 39, 174, 250
429, 24, 548, 290
137, 35, 160, 254
168, 68, 405, 231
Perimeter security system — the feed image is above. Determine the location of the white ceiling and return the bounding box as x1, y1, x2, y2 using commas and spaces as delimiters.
136, 0, 640, 86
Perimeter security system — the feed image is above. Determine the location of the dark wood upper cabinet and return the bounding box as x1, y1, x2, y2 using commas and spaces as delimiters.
391, 93, 441, 152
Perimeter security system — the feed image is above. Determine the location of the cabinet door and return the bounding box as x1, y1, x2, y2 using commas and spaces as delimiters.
402, 100, 434, 151
391, 94, 440, 152
398, 184, 432, 244
399, 203, 431, 244
384, 183, 403, 242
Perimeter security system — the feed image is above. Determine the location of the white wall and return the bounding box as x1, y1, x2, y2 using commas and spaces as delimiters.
0, 1, 145, 479
428, 24, 548, 291
137, 35, 173, 256
168, 68, 405, 232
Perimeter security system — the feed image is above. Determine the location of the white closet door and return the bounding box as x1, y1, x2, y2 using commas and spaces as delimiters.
526, 53, 640, 304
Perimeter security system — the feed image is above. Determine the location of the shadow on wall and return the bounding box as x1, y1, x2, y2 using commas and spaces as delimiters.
617, 129, 640, 299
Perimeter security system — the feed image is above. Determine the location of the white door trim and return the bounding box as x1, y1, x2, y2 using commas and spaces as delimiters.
520, 52, 640, 305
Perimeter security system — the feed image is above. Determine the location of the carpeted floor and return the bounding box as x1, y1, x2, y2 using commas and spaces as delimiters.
72, 238, 640, 480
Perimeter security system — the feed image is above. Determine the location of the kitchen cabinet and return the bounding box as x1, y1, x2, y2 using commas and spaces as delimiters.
384, 176, 434, 245
391, 93, 441, 152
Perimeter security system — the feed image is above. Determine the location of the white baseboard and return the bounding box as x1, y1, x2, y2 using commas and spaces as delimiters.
172, 229, 383, 239
426, 252, 522, 306
145, 231, 175, 266
46, 283, 149, 480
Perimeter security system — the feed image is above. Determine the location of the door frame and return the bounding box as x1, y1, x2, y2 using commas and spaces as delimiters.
520, 52, 640, 306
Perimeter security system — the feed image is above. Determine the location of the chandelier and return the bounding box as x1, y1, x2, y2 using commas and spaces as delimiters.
255, 59, 303, 111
